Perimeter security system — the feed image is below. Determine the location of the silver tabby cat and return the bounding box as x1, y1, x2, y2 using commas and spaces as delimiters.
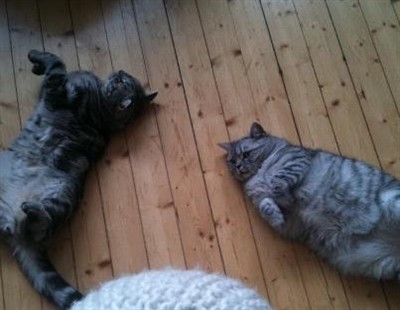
0, 50, 157, 309
220, 122, 400, 280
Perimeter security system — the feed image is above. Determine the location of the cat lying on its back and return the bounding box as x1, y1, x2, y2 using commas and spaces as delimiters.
0, 50, 157, 309
220, 122, 400, 280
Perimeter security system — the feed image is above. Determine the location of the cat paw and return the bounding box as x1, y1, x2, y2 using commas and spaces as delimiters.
268, 180, 288, 196
259, 198, 285, 229
21, 202, 52, 243
28, 50, 46, 75
0, 223, 14, 237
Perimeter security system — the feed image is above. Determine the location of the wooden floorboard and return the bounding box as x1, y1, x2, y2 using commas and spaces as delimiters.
133, 0, 225, 273
197, 0, 310, 308
166, 0, 270, 296
68, 0, 114, 292
327, 0, 400, 178
0, 0, 399, 309
118, 0, 186, 269
359, 0, 400, 112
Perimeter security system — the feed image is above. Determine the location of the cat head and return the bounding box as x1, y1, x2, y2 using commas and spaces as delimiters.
102, 70, 157, 132
219, 122, 272, 181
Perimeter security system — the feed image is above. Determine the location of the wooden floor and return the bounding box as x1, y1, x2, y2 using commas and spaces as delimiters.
0, 0, 399, 309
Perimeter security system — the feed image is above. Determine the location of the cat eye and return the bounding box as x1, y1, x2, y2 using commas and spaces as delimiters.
117, 98, 132, 110
242, 151, 250, 159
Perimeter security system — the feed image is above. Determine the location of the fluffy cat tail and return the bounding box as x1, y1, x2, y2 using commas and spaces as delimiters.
11, 243, 82, 309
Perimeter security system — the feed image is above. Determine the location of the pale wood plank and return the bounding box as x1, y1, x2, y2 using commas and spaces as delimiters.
260, 0, 337, 151
68, 0, 114, 290
293, 0, 378, 164
69, 171, 112, 291
133, 0, 224, 273
256, 1, 350, 308
96, 134, 149, 276
294, 1, 400, 309
3, 0, 44, 308
360, 0, 400, 111
70, 0, 150, 284
165, 0, 267, 296
38, 0, 79, 72
103, 0, 186, 269
37, 1, 80, 308
327, 0, 400, 177
196, 0, 310, 308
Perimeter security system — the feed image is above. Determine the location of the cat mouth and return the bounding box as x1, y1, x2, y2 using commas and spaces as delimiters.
234, 168, 252, 180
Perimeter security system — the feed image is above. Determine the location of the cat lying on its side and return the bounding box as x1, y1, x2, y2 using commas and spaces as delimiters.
220, 122, 400, 280
0, 50, 157, 309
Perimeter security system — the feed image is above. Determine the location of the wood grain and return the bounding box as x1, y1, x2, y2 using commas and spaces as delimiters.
327, 0, 400, 178
0, 0, 399, 309
68, 0, 114, 291
360, 0, 400, 111
165, 0, 267, 296
133, 0, 225, 273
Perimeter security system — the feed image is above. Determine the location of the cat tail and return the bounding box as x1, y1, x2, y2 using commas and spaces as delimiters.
11, 243, 82, 309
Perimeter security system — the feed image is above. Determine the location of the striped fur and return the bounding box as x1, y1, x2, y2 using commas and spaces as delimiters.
0, 50, 157, 309
220, 122, 400, 280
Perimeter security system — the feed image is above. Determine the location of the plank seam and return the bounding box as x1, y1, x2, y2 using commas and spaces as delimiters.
130, 0, 188, 269
99, 0, 151, 271
357, 0, 400, 118
161, 0, 226, 273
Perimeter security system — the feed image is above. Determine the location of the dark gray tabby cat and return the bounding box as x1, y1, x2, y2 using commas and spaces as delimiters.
220, 122, 400, 280
0, 50, 157, 309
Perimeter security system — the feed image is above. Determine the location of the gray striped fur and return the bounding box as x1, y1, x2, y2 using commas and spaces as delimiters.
220, 122, 400, 280
0, 50, 157, 309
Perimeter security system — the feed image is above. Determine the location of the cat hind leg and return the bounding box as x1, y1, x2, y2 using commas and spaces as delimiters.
21, 201, 52, 243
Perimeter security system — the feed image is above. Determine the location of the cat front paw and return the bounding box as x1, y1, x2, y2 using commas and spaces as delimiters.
0, 216, 14, 237
267, 179, 295, 203
259, 198, 285, 230
21, 202, 52, 243
28, 50, 46, 75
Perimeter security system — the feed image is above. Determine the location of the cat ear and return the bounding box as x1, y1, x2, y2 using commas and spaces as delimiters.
145, 91, 158, 102
250, 122, 266, 139
218, 142, 231, 152
119, 98, 132, 109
